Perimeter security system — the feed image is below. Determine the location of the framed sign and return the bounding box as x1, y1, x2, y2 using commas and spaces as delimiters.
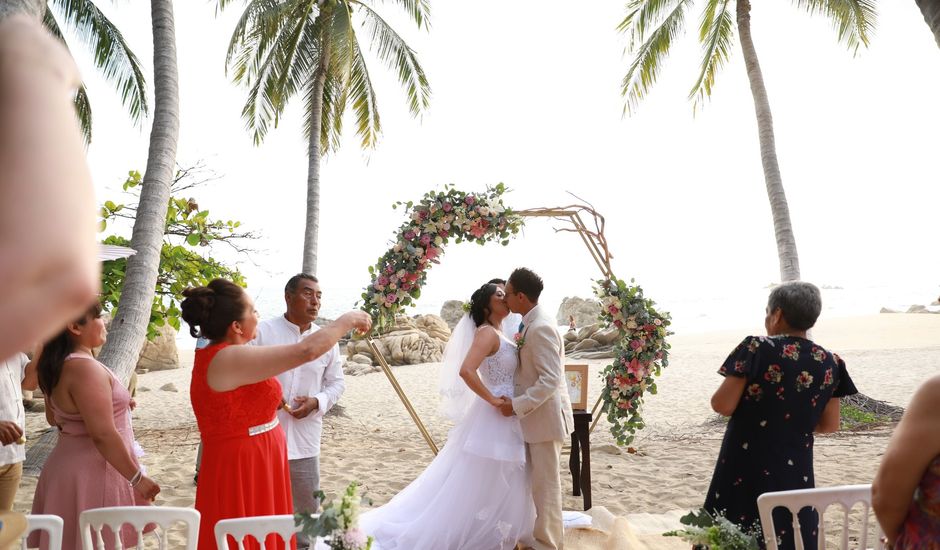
565, 364, 589, 410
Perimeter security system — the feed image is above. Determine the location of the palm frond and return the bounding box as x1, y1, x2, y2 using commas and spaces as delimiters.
792, 0, 876, 54
225, 0, 292, 75
346, 38, 381, 149
327, 0, 357, 84
619, 0, 684, 50
690, 0, 734, 111
48, 0, 148, 126
356, 3, 430, 116
620, 0, 696, 115
42, 7, 92, 144
353, 0, 431, 30
235, 1, 318, 143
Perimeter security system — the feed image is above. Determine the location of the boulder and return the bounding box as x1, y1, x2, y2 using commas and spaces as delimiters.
574, 338, 599, 351
563, 331, 579, 343
343, 361, 381, 376
577, 323, 600, 341
593, 326, 621, 346
380, 330, 445, 365
880, 307, 900, 314
440, 300, 465, 330
414, 314, 451, 343
907, 305, 929, 314
160, 383, 178, 392
136, 323, 180, 371
350, 354, 374, 366
556, 297, 601, 328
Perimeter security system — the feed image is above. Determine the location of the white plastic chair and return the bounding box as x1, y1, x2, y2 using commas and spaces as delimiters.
22, 514, 64, 550
79, 506, 200, 550
214, 514, 306, 550
757, 484, 885, 550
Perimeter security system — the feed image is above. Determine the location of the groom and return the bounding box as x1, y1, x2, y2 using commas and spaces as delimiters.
499, 267, 574, 550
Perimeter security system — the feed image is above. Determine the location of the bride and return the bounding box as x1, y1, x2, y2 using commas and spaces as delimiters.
358, 280, 535, 549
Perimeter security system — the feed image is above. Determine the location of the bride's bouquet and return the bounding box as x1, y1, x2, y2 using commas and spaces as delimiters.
663, 508, 760, 550
296, 482, 374, 550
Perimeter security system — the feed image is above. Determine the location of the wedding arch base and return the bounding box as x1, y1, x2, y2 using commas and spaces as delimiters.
358, 186, 672, 455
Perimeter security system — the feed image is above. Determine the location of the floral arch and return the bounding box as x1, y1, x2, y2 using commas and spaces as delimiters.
359, 185, 671, 454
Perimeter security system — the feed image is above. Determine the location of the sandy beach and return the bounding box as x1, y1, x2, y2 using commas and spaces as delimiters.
13, 313, 940, 536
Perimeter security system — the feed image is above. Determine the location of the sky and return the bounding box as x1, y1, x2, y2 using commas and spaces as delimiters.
66, 1, 940, 332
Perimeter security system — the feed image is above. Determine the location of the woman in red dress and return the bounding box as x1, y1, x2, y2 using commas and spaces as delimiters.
181, 279, 371, 550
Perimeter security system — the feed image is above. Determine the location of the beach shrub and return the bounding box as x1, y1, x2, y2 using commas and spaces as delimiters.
99, 169, 250, 340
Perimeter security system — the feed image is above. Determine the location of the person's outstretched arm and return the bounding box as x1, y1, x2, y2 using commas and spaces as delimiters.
208, 311, 371, 392
872, 375, 940, 543
0, 15, 99, 360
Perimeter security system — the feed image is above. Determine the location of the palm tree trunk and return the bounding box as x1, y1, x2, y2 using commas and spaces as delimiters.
98, 0, 179, 384
302, 34, 331, 276
0, 0, 44, 20
736, 0, 801, 283
916, 0, 940, 48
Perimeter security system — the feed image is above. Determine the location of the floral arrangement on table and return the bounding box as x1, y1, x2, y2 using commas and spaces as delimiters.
295, 482, 373, 550
664, 508, 761, 550
361, 184, 523, 331
596, 276, 672, 445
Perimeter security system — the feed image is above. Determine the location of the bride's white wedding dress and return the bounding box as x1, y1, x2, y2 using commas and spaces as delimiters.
358, 333, 535, 550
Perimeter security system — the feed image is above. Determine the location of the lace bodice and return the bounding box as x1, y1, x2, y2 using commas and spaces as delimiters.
479, 335, 518, 398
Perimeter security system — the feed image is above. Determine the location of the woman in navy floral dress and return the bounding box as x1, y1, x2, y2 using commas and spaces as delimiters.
704, 282, 858, 549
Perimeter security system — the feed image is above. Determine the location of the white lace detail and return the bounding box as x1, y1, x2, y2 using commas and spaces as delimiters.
479, 335, 518, 398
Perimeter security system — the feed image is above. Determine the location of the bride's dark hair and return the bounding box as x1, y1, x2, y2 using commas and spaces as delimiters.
469, 282, 502, 327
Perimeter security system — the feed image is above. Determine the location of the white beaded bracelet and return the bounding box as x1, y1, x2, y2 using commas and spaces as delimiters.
129, 469, 142, 487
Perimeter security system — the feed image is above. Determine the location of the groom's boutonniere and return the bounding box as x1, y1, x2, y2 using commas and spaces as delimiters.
514, 332, 525, 350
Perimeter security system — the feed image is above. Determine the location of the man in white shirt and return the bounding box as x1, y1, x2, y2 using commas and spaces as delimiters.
0, 351, 38, 510
252, 274, 345, 549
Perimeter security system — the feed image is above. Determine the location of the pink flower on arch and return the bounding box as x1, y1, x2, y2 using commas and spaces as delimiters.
385, 293, 398, 304
629, 339, 642, 351
608, 305, 619, 315
426, 247, 441, 260
464, 195, 476, 205
442, 202, 453, 212
403, 230, 416, 241
613, 319, 623, 329
419, 234, 432, 246
377, 275, 390, 286
469, 220, 488, 238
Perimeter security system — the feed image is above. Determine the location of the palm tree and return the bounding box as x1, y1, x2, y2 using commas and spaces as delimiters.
916, 0, 940, 48
97, 0, 179, 384
220, 0, 431, 275
619, 0, 876, 282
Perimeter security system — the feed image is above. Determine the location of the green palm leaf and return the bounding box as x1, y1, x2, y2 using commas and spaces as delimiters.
43, 7, 93, 143
792, 0, 877, 54
620, 0, 695, 115
346, 38, 381, 149
48, 0, 149, 127
356, 3, 431, 116
365, 0, 431, 30
689, 0, 734, 111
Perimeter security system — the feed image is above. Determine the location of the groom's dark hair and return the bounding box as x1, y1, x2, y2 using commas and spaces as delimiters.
508, 268, 543, 303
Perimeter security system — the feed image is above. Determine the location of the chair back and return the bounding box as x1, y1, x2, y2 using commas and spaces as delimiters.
79, 506, 200, 550
214, 515, 305, 550
756, 484, 884, 550
22, 515, 64, 550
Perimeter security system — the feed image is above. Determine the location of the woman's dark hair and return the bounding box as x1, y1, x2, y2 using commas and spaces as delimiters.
507, 267, 543, 303
469, 282, 502, 327
37, 303, 102, 395
180, 278, 250, 340
767, 281, 822, 331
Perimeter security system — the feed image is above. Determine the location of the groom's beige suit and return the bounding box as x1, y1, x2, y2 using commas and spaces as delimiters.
512, 304, 574, 550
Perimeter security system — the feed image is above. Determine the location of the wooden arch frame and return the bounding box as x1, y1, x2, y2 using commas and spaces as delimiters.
364, 204, 613, 455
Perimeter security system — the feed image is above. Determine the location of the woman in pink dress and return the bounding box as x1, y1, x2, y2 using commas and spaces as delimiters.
30, 303, 160, 550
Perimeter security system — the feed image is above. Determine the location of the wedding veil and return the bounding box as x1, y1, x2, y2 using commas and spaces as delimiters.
438, 313, 478, 423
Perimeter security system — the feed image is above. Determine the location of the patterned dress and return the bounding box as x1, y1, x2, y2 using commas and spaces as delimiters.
895, 455, 940, 549
703, 336, 857, 550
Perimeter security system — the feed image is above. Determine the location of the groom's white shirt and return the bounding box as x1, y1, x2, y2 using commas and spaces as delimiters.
511, 304, 574, 443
